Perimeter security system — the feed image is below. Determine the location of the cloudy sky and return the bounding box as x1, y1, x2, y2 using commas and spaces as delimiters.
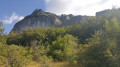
0, 0, 120, 33
45, 0, 120, 15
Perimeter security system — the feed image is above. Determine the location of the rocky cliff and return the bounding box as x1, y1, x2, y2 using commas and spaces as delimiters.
12, 8, 120, 33
12, 9, 92, 33
12, 9, 62, 33
96, 8, 120, 17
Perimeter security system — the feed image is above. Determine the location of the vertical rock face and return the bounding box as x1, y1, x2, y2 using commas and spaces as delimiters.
12, 9, 62, 33
96, 9, 112, 17
12, 8, 120, 33
96, 8, 120, 17
59, 14, 90, 27
12, 9, 92, 33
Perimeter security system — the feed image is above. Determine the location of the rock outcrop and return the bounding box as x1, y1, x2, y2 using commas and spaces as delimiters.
12, 9, 92, 33
12, 8, 120, 33
96, 8, 120, 17
96, 9, 112, 17
12, 9, 62, 33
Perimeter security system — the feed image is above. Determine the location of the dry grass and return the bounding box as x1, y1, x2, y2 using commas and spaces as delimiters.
26, 62, 69, 67
0, 62, 80, 67
27, 61, 41, 67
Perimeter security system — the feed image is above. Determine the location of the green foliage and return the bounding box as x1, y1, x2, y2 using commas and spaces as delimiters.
3, 8, 120, 67
7, 27, 66, 46
48, 34, 78, 63
0, 21, 6, 44
66, 18, 101, 44
28, 40, 53, 64
0, 44, 30, 67
78, 18, 120, 67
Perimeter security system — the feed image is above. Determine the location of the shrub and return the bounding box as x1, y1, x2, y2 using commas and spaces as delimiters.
0, 44, 30, 67
48, 34, 78, 63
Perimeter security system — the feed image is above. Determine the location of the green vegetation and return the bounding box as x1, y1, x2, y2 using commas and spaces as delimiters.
1, 8, 120, 67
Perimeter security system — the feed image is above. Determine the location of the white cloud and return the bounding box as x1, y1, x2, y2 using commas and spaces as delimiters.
18, 16, 24, 21
3, 12, 24, 24
45, 0, 120, 16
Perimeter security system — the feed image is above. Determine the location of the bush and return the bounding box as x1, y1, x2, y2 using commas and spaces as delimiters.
48, 34, 78, 63
28, 41, 53, 64
0, 44, 30, 67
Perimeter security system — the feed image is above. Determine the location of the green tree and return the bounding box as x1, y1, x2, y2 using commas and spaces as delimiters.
48, 34, 78, 63
79, 18, 120, 67
0, 44, 30, 67
28, 40, 53, 64
0, 21, 6, 43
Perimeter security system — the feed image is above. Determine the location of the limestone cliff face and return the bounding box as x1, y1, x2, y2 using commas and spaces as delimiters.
59, 14, 90, 27
96, 8, 120, 17
96, 9, 112, 17
12, 9, 91, 33
12, 9, 61, 33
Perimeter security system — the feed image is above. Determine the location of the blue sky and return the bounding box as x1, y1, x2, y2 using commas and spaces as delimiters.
0, 0, 120, 34
0, 0, 46, 34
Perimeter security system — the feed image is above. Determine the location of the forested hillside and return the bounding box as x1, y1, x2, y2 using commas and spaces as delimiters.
1, 8, 120, 67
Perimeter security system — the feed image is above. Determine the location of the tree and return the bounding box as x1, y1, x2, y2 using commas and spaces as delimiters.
48, 34, 78, 63
0, 21, 6, 43
79, 18, 120, 67
0, 44, 30, 67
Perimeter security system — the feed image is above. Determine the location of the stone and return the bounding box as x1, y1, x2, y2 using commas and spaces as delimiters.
12, 9, 93, 33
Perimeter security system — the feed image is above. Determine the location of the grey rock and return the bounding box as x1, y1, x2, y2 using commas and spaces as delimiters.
96, 9, 112, 17
12, 9, 92, 33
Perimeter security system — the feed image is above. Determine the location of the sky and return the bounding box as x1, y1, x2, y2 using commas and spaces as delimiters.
0, 0, 120, 34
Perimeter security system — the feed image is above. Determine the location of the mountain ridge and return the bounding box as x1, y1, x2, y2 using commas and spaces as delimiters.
12, 9, 93, 33
12, 8, 118, 33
